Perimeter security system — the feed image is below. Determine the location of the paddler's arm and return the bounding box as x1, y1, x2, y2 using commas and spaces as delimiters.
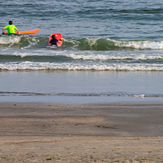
16, 29, 20, 34
2, 27, 5, 34
58, 38, 63, 42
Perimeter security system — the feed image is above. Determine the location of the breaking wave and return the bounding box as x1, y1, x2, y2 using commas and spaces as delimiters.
1, 35, 163, 50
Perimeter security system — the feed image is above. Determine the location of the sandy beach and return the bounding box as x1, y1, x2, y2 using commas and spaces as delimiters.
0, 102, 163, 162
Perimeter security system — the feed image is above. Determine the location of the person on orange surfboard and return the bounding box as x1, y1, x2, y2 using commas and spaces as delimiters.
50, 35, 63, 47
2, 21, 20, 35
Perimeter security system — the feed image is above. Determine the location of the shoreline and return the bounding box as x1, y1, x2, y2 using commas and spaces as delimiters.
0, 102, 163, 162
1, 95, 163, 105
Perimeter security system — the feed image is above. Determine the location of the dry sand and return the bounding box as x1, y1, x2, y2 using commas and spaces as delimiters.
0, 102, 163, 162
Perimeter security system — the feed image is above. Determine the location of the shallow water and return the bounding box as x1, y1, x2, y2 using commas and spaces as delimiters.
0, 71, 163, 103
1, 0, 163, 103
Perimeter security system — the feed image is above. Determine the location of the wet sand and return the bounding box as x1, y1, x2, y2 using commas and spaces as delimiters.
0, 102, 163, 162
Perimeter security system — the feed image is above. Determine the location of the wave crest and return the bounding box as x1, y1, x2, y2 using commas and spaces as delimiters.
1, 35, 163, 50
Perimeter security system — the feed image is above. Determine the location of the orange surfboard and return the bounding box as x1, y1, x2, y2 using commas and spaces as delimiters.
48, 33, 63, 47
4, 29, 40, 35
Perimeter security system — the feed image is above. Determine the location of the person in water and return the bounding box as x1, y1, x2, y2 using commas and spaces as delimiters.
2, 21, 20, 35
50, 35, 63, 47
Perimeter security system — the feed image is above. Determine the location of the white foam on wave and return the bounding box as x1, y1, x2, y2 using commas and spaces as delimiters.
56, 52, 163, 61
1, 61, 163, 71
73, 37, 163, 50
1, 47, 163, 61
0, 36, 21, 44
1, 50, 163, 61
0, 48, 59, 58
21, 37, 39, 49
86, 38, 100, 46
114, 40, 163, 50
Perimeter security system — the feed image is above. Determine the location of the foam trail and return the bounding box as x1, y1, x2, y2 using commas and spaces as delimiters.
0, 62, 163, 71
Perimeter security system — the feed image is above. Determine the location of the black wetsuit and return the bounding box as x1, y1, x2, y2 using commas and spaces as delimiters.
50, 39, 58, 46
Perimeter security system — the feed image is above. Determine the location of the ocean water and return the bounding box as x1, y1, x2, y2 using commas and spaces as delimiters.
0, 0, 163, 103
